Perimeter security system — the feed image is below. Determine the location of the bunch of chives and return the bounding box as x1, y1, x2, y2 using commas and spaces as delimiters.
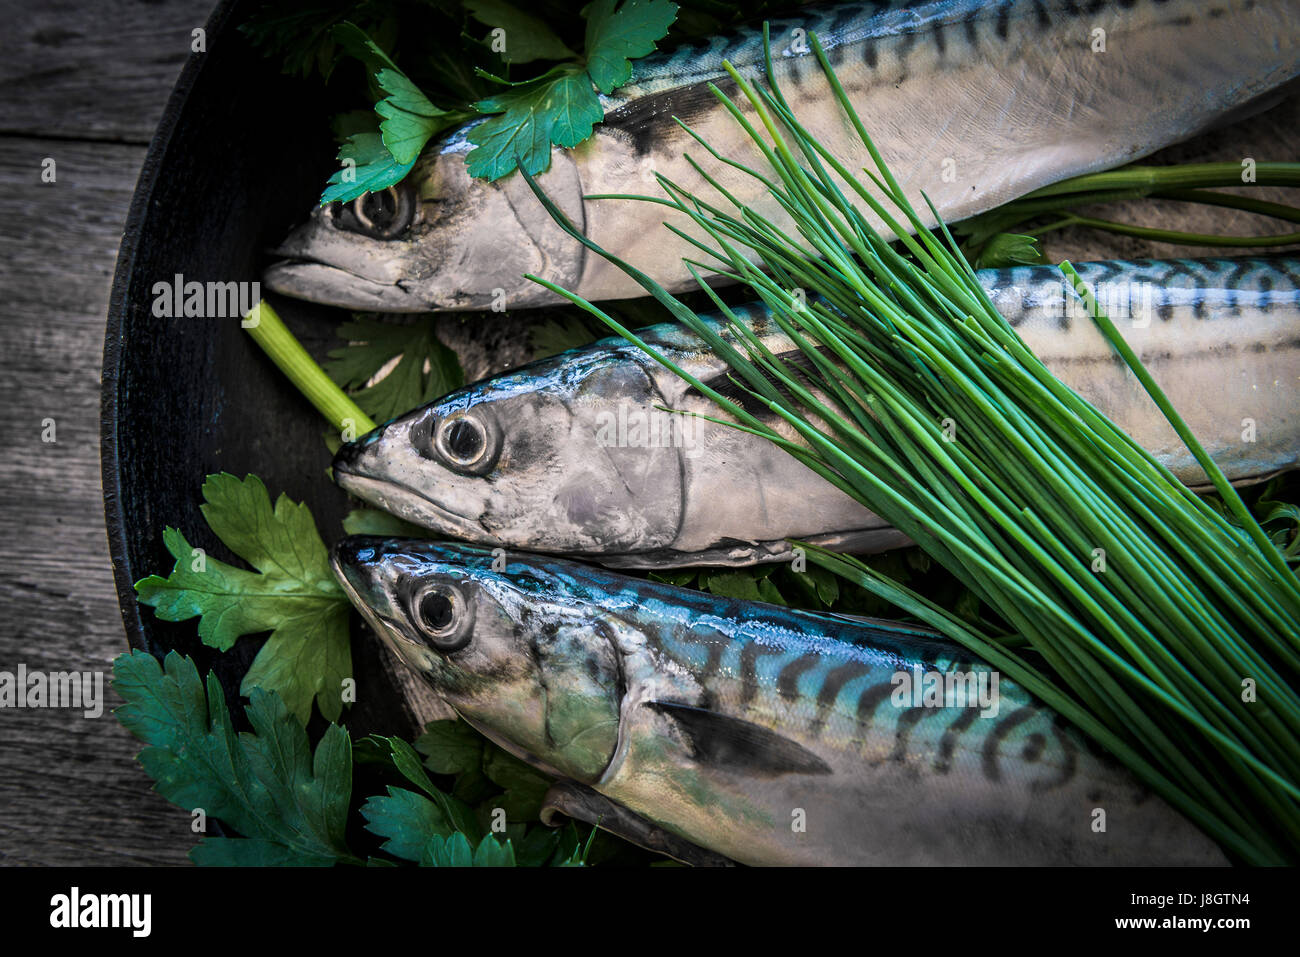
523, 30, 1300, 864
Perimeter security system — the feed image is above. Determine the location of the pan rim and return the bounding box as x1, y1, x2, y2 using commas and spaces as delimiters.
100, 0, 242, 657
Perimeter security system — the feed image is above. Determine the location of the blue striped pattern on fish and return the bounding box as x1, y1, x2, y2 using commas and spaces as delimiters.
333, 256, 1300, 568
622, 0, 1169, 93
264, 0, 1300, 311
988, 256, 1300, 325
331, 538, 1228, 865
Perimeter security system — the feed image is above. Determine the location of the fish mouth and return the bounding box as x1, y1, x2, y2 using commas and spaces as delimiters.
330, 541, 369, 610
329, 537, 399, 641
331, 537, 443, 670
263, 259, 426, 312
333, 464, 485, 540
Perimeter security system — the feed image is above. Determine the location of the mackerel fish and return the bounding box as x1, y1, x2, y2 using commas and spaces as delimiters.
333, 256, 1300, 568
330, 537, 1228, 865
263, 0, 1300, 312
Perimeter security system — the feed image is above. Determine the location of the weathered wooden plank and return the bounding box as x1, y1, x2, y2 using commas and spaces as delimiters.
0, 136, 192, 865
0, 0, 224, 143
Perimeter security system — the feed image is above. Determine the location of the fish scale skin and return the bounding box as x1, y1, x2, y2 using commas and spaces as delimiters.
988, 257, 1300, 320
974, 257, 1300, 485
332, 540, 1229, 865
264, 0, 1300, 311
631, 256, 1300, 561
476, 558, 1211, 868
576, 0, 1300, 303
621, 0, 1088, 94
333, 256, 1300, 569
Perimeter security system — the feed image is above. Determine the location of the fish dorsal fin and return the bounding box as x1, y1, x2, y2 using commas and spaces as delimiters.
648, 701, 832, 776
540, 780, 734, 867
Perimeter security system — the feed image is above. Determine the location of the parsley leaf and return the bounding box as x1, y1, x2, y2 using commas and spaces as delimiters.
377, 735, 481, 835
239, 1, 398, 82
323, 23, 465, 203
465, 0, 575, 64
421, 832, 516, 866
113, 650, 360, 866
466, 0, 677, 181
651, 563, 843, 611
374, 66, 458, 164
647, 569, 696, 586
414, 717, 484, 775
134, 473, 352, 724
362, 787, 462, 861
1252, 475, 1300, 561
360, 734, 483, 862
782, 562, 840, 608
513, 823, 568, 866
325, 316, 464, 424
545, 72, 609, 148
528, 314, 599, 360
584, 0, 680, 94
467, 69, 604, 180
414, 719, 552, 825
703, 570, 786, 606
482, 747, 552, 820
321, 130, 416, 206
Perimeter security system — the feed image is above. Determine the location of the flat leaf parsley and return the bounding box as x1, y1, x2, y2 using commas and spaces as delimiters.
324, 316, 465, 424
583, 0, 680, 94
467, 0, 678, 180
323, 22, 468, 203
113, 650, 360, 866
134, 473, 353, 723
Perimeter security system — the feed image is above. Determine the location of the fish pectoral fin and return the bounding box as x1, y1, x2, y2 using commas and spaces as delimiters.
647, 701, 833, 777
540, 780, 734, 867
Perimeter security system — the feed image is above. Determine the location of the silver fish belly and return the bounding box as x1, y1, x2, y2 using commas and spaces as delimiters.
332, 257, 1300, 568
263, 0, 1300, 312
330, 538, 1228, 865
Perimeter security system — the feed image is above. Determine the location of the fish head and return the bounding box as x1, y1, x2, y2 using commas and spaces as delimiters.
330, 537, 622, 781
332, 348, 686, 556
263, 134, 587, 312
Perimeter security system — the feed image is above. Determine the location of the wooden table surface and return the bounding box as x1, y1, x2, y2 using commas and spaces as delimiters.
0, 0, 218, 865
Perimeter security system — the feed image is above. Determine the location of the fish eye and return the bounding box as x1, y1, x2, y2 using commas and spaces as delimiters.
411, 582, 473, 652
444, 419, 483, 461
331, 184, 417, 239
434, 412, 498, 474
422, 590, 453, 630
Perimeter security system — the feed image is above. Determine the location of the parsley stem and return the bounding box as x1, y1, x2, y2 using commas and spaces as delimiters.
244, 299, 377, 435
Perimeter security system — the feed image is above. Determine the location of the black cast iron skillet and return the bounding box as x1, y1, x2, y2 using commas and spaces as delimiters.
101, 0, 420, 739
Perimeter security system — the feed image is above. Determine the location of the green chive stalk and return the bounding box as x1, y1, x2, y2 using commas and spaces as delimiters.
958, 161, 1300, 256
520, 30, 1300, 863
1022, 162, 1300, 197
